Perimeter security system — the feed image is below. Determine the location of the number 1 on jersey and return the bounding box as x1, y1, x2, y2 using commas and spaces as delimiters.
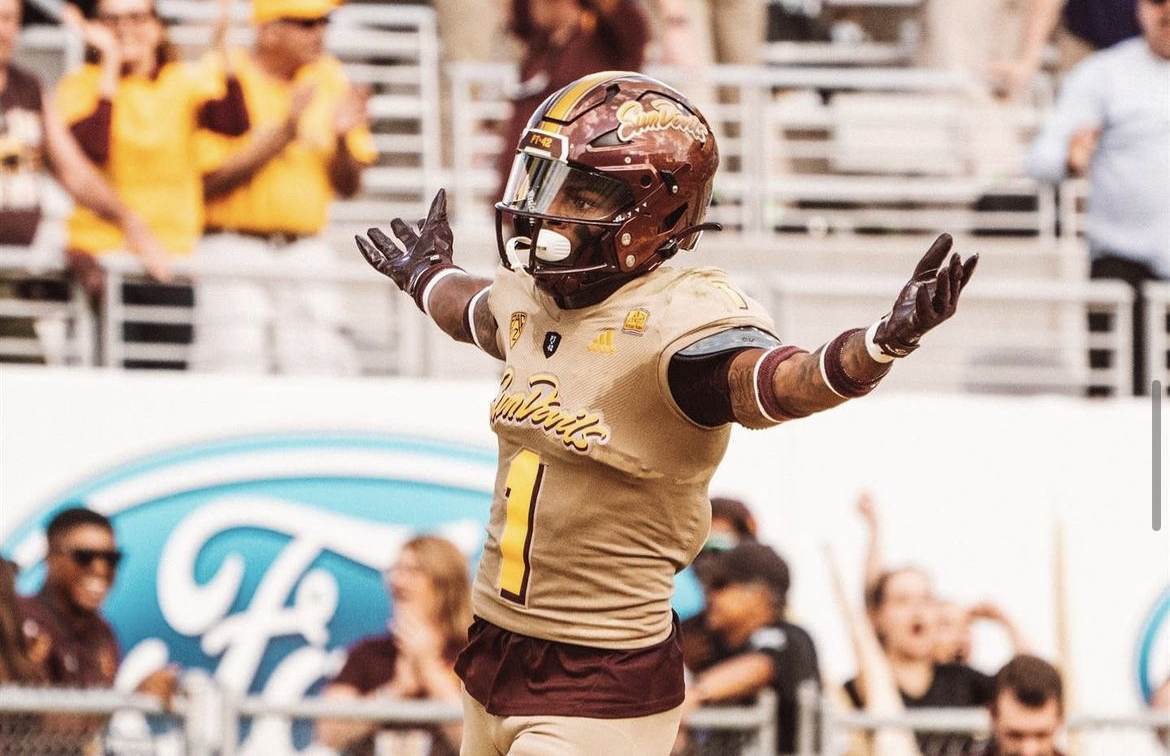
499, 449, 545, 604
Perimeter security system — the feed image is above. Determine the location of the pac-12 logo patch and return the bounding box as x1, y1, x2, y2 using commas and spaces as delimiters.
543, 331, 561, 358
622, 308, 650, 335
509, 312, 527, 348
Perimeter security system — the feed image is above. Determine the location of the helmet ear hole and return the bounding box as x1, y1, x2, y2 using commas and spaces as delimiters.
660, 203, 688, 234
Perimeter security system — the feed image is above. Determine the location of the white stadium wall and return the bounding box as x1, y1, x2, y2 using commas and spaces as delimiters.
0, 366, 1166, 755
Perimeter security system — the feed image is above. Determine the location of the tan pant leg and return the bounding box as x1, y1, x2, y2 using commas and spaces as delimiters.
461, 690, 682, 756
711, 0, 765, 65
430, 0, 507, 63
461, 690, 505, 756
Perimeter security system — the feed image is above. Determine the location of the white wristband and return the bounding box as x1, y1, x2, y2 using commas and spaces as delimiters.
865, 319, 896, 364
420, 267, 463, 318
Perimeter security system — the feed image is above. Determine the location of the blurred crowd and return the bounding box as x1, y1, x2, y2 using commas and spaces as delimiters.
3, 500, 1168, 755
1, 0, 1167, 388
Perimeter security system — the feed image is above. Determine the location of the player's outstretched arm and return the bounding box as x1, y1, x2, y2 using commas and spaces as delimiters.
356, 189, 502, 358
730, 234, 977, 423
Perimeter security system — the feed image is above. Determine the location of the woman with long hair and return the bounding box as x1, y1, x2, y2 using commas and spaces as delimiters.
317, 535, 472, 756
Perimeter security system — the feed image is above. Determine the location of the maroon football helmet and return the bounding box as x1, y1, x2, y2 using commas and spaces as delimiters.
496, 71, 721, 309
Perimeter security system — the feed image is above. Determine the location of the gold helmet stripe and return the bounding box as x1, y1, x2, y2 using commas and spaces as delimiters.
540, 70, 627, 131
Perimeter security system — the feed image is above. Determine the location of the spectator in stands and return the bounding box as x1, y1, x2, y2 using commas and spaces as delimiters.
18, 507, 177, 751
316, 535, 471, 756
991, 0, 1139, 100
1026, 0, 1170, 396
494, 0, 649, 200
683, 496, 762, 674
858, 493, 1029, 668
0, 557, 45, 754
19, 508, 176, 695
56, 0, 248, 368
20, 508, 124, 689
965, 654, 1065, 756
681, 542, 821, 756
191, 0, 375, 375
844, 567, 994, 756
0, 0, 164, 256
0, 556, 43, 684
706, 496, 759, 553
1, 0, 167, 361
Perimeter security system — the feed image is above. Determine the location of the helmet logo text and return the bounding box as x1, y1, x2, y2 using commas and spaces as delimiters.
615, 100, 708, 145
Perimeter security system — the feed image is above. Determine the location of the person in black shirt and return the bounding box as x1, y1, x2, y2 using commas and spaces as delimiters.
843, 568, 994, 756
682, 542, 821, 755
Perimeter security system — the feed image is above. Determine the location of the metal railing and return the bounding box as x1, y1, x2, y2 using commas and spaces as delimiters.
817, 702, 1170, 756
1142, 282, 1170, 395
446, 62, 1055, 238
96, 253, 432, 376
0, 683, 777, 756
0, 242, 1140, 394
0, 245, 94, 367
763, 273, 1132, 395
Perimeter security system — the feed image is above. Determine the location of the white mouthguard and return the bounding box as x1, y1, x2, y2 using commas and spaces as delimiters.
505, 229, 574, 265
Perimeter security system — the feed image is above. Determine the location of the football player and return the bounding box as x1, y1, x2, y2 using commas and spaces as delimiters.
356, 71, 977, 756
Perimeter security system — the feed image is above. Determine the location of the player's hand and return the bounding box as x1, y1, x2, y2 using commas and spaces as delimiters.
871, 233, 977, 359
356, 189, 457, 311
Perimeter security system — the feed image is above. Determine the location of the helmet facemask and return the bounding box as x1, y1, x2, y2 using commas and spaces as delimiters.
496, 153, 640, 308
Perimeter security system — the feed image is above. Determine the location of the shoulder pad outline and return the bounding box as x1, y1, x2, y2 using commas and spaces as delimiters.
675, 327, 782, 360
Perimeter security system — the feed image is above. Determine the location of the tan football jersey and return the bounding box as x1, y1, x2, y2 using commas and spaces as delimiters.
473, 264, 778, 649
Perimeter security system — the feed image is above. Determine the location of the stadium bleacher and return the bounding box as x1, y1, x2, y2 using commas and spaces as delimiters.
0, 0, 1143, 396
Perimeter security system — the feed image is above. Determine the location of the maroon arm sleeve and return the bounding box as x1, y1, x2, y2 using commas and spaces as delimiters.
69, 98, 113, 166
197, 76, 250, 136
667, 349, 741, 427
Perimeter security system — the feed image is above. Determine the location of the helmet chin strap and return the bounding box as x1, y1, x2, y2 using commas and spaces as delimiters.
660, 221, 723, 260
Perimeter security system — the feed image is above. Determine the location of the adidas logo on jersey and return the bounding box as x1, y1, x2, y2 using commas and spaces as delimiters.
588, 329, 616, 354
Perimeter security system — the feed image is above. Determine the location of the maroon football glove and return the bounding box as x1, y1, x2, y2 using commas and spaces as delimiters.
356, 189, 458, 311
871, 233, 978, 359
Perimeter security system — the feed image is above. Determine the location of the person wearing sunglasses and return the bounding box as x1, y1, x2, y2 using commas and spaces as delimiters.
189, 0, 375, 375
1026, 0, 1170, 397
18, 507, 178, 706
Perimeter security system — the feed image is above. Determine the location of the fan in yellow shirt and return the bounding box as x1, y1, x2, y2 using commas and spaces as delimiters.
189, 0, 375, 374
58, 0, 247, 366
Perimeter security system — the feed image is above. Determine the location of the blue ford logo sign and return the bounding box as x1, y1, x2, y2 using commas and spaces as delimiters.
3, 432, 495, 741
